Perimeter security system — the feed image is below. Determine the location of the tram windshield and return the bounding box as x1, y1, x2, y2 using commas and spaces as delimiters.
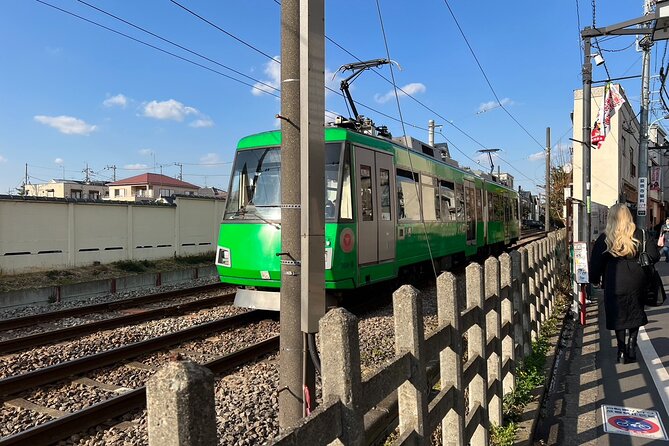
223, 143, 348, 222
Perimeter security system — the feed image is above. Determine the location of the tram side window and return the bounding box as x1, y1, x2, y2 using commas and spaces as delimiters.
439, 180, 456, 221
379, 168, 391, 221
339, 147, 353, 220
455, 183, 465, 221
360, 165, 374, 221
421, 174, 438, 222
397, 168, 421, 221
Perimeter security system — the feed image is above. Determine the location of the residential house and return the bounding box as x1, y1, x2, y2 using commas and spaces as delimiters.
107, 173, 199, 202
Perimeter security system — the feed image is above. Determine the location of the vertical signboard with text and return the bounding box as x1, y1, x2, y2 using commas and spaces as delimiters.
638, 177, 647, 217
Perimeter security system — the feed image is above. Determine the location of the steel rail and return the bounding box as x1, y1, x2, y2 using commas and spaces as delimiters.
0, 336, 280, 446
0, 309, 273, 396
0, 292, 235, 354
0, 282, 227, 331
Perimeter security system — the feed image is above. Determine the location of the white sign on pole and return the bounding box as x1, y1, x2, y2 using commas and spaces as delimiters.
638, 176, 648, 217
602, 405, 668, 440
573, 242, 589, 284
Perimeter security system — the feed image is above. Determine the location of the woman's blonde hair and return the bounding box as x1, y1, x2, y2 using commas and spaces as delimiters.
604, 203, 639, 257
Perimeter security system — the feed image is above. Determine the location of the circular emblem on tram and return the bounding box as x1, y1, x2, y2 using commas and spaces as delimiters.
340, 228, 355, 253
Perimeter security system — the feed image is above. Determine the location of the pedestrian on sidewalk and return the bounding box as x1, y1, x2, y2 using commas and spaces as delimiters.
659, 218, 669, 262
589, 204, 660, 364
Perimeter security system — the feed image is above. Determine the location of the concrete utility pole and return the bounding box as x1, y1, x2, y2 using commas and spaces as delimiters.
638, 1, 654, 228
279, 0, 303, 431
545, 127, 551, 231
106, 165, 117, 181
582, 37, 592, 246
299, 0, 325, 416
428, 119, 436, 147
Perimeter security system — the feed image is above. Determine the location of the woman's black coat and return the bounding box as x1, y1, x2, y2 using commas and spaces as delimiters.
589, 228, 659, 330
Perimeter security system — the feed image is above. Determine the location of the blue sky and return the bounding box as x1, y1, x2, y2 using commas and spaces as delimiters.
0, 1, 663, 194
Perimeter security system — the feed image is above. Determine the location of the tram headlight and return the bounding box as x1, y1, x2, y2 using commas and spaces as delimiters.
216, 247, 231, 267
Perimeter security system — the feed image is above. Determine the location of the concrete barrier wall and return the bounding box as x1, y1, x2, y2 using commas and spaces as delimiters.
0, 265, 220, 308
0, 196, 225, 274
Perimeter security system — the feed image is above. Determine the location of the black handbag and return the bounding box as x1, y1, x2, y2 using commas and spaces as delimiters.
639, 230, 667, 306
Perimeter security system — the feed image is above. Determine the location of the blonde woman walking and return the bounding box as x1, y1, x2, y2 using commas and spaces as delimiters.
590, 204, 659, 363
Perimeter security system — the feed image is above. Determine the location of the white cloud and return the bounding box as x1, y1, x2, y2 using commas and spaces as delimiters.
139, 148, 153, 156
477, 98, 514, 114
142, 99, 198, 121
200, 153, 221, 165
252, 57, 281, 96
54, 158, 64, 165
124, 163, 148, 170
103, 94, 128, 108
190, 118, 214, 128
34, 115, 97, 135
374, 83, 426, 104
528, 151, 545, 161
0, 155, 6, 163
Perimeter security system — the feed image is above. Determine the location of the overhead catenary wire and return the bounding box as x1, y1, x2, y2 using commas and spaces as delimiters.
441, 0, 546, 151
74, 0, 280, 95
375, 0, 438, 280
34, 0, 280, 99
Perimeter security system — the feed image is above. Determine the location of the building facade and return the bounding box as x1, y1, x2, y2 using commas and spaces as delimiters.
24, 179, 109, 200
572, 85, 669, 237
107, 173, 200, 202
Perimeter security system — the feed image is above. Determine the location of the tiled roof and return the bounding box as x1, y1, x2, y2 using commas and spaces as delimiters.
108, 173, 199, 189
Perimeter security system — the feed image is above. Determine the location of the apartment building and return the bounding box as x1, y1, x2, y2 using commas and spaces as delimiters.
24, 179, 109, 199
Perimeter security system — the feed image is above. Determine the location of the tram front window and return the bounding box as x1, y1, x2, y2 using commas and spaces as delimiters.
223, 143, 346, 223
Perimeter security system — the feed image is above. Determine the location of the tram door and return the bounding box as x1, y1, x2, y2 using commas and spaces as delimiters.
355, 147, 395, 265
464, 180, 477, 245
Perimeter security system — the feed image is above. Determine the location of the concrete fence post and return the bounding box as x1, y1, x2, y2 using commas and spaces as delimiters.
540, 238, 551, 321
484, 257, 502, 427
147, 360, 217, 446
510, 250, 526, 361
499, 252, 516, 394
519, 247, 533, 351
437, 272, 464, 446
319, 308, 364, 446
526, 244, 538, 341
393, 285, 429, 445
465, 263, 488, 445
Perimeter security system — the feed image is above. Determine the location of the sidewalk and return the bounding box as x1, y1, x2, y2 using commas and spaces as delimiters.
535, 262, 669, 445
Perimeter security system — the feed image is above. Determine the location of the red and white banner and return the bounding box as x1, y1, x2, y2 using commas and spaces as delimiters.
592, 83, 626, 149
651, 166, 661, 191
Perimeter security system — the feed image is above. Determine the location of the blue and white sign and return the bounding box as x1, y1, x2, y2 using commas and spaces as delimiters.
602, 405, 667, 440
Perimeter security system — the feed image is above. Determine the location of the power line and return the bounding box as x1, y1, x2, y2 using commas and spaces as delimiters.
169, 0, 278, 62
441, 0, 545, 150
34, 0, 280, 99
74, 0, 280, 94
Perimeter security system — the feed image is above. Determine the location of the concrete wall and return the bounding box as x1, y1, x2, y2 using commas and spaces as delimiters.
0, 196, 225, 274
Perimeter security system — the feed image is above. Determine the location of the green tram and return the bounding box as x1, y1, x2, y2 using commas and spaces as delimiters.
215, 126, 520, 309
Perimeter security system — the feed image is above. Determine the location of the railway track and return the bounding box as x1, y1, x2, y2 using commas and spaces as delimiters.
0, 282, 227, 332
0, 337, 279, 446
0, 291, 235, 354
0, 309, 272, 396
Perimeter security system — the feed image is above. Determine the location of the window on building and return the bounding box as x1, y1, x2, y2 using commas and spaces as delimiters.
46, 189, 54, 197
629, 148, 636, 178
89, 191, 100, 200
71, 190, 82, 199
160, 189, 174, 197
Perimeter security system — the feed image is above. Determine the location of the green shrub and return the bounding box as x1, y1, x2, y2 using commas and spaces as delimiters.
490, 422, 517, 446
114, 260, 149, 273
